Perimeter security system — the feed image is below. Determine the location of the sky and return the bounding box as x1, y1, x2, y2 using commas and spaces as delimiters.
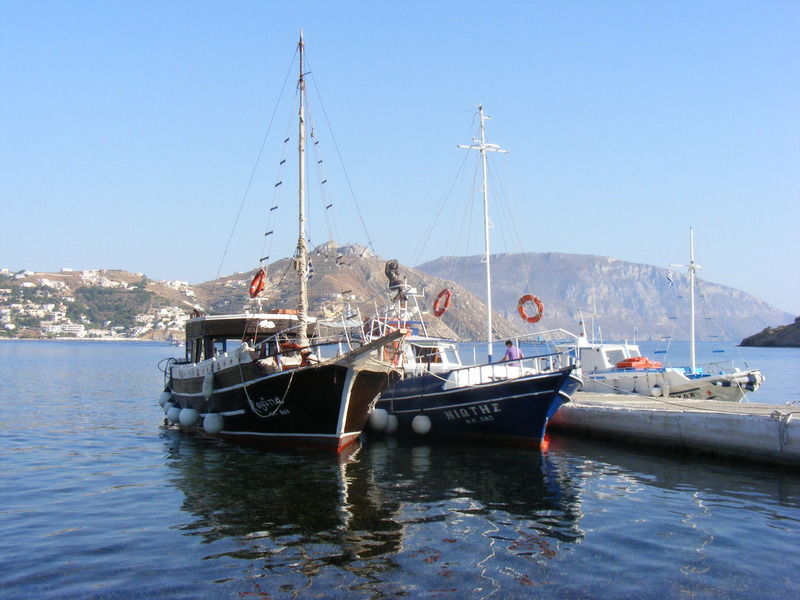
2, 1, 798, 315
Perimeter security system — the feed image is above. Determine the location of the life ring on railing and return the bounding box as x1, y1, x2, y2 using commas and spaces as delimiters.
517, 294, 544, 323
432, 288, 452, 318
249, 268, 266, 298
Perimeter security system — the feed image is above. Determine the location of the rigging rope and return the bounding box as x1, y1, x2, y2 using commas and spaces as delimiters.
306, 66, 376, 257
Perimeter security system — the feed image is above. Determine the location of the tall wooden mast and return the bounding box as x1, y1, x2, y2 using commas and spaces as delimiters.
296, 31, 309, 346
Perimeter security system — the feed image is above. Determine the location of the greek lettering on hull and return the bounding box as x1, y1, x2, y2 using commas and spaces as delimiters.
443, 402, 501, 422
248, 395, 287, 418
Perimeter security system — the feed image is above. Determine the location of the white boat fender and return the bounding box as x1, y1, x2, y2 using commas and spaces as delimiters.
385, 414, 399, 434
368, 408, 389, 432
412, 414, 432, 435
650, 385, 662, 397
179, 408, 199, 428
166, 405, 181, 424
163, 401, 175, 415
202, 373, 214, 400
158, 389, 172, 408
203, 413, 224, 435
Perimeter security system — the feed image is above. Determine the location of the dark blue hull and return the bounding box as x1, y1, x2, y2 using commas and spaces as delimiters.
376, 367, 574, 445
548, 371, 583, 420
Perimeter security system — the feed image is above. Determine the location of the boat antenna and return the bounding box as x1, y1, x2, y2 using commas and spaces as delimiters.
296, 31, 309, 346
459, 104, 507, 362
671, 226, 701, 372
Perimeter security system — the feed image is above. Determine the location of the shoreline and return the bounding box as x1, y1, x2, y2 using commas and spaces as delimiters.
0, 337, 178, 343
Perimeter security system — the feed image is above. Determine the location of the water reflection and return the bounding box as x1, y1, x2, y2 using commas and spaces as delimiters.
547, 433, 800, 511
161, 431, 585, 591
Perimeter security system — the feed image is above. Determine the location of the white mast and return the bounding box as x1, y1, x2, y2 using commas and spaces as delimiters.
459, 105, 507, 362
296, 31, 309, 346
672, 227, 700, 372
688, 227, 697, 372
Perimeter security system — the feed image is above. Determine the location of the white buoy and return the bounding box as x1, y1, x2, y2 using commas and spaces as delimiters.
369, 408, 389, 432
179, 408, 199, 428
158, 390, 172, 408
163, 401, 175, 415
650, 385, 662, 397
166, 405, 181, 424
202, 373, 214, 400
385, 414, 398, 434
411, 414, 432, 435
203, 413, 224, 435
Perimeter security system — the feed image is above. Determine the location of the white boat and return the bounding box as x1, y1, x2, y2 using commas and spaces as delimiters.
533, 230, 765, 401
156, 34, 402, 451
367, 106, 577, 445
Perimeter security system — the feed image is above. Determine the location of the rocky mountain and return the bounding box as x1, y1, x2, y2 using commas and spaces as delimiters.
3, 246, 792, 342
192, 242, 520, 341
740, 317, 800, 347
416, 252, 794, 342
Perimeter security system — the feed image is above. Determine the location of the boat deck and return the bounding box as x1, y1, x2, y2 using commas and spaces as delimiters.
549, 392, 800, 468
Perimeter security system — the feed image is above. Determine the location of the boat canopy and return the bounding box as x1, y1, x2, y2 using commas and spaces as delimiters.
185, 313, 316, 340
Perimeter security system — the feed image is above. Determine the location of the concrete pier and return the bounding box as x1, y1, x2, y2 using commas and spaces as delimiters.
549, 392, 800, 468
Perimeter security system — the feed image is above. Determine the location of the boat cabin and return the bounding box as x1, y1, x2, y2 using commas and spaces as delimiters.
183, 313, 315, 363
401, 337, 462, 375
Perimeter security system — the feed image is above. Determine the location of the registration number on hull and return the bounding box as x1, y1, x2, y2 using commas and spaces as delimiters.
442, 402, 501, 424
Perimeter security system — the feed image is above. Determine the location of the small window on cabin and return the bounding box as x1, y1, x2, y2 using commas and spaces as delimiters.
607, 350, 625, 365
188, 339, 203, 363
414, 346, 442, 363
442, 348, 459, 364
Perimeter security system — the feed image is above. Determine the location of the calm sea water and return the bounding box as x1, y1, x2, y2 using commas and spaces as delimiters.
1, 339, 798, 599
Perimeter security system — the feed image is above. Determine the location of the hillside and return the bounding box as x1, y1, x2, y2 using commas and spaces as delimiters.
2, 247, 792, 342
0, 246, 517, 341
740, 317, 800, 347
0, 269, 197, 340
416, 252, 793, 342
192, 242, 520, 341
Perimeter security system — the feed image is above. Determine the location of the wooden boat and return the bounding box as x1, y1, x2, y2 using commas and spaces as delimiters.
157, 34, 402, 451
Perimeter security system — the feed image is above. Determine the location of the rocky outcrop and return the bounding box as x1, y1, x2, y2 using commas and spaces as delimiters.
740, 317, 800, 347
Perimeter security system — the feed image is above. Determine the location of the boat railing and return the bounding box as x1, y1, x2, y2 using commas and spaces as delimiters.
511, 329, 582, 346
443, 351, 570, 388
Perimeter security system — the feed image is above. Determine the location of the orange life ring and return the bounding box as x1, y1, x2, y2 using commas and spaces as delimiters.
432, 288, 452, 318
517, 294, 544, 323
249, 268, 266, 298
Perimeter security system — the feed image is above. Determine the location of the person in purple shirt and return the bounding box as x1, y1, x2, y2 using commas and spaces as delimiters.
502, 340, 523, 365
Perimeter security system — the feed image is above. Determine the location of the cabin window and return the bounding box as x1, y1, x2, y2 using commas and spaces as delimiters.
210, 338, 244, 356
441, 348, 459, 364
413, 346, 442, 363
186, 339, 203, 363
606, 350, 625, 365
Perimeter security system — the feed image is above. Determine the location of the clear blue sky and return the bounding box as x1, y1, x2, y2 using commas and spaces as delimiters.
2, 1, 798, 316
